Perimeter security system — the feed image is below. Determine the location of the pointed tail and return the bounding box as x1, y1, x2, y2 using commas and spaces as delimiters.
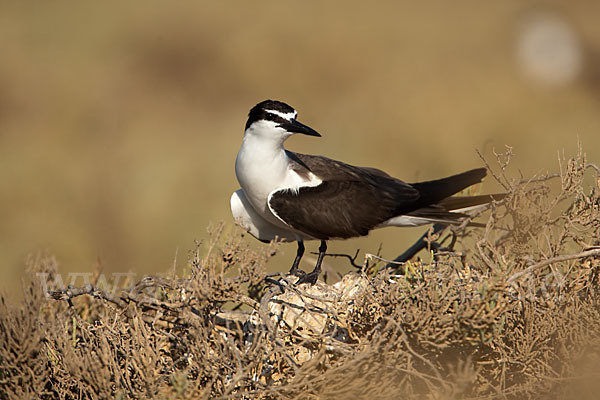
411, 168, 487, 205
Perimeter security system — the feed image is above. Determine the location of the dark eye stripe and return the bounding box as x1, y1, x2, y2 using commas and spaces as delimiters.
245, 100, 296, 130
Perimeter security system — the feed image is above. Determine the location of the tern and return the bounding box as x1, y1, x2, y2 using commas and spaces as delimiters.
231, 100, 502, 284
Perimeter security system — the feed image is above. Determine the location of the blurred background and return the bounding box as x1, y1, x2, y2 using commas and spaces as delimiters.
1, 1, 599, 298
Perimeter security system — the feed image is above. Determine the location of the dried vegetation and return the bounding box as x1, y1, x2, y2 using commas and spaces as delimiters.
2, 146, 600, 399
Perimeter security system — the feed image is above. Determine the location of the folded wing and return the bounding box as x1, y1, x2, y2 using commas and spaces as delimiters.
268, 153, 489, 240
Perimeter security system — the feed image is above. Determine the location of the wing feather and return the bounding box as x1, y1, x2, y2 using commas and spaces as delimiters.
269, 152, 490, 240
269, 153, 421, 239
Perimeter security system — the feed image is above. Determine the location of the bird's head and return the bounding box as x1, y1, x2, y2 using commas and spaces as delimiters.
244, 100, 321, 142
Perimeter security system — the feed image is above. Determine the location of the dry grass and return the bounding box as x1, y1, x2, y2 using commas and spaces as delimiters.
1, 146, 600, 399
2, 1, 600, 296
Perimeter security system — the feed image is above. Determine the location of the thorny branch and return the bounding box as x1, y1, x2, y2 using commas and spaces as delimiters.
317, 249, 362, 269
507, 247, 600, 284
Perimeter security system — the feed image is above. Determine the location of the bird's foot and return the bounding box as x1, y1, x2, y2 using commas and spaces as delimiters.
294, 270, 319, 286
288, 266, 305, 276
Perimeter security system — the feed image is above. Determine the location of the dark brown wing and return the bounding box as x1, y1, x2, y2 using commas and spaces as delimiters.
286, 151, 396, 181
269, 152, 488, 240
269, 180, 418, 240
270, 153, 419, 239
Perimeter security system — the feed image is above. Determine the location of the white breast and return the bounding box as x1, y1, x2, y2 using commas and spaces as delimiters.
235, 129, 322, 227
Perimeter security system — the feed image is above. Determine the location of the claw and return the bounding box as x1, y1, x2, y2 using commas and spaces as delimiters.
295, 270, 319, 285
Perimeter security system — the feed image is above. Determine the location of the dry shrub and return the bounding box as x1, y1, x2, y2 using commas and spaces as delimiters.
1, 145, 600, 399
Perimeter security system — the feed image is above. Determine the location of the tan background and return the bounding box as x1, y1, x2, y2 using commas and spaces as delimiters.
1, 1, 599, 297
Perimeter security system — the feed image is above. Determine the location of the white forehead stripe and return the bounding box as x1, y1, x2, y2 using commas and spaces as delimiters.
266, 109, 297, 120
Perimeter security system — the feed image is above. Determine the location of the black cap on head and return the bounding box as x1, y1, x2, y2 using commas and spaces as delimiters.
244, 100, 321, 137
245, 100, 296, 130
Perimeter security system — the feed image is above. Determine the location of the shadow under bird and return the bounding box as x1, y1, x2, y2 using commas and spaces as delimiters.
231, 100, 503, 285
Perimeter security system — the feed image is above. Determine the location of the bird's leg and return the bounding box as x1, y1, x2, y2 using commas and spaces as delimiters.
296, 241, 326, 285
288, 240, 305, 275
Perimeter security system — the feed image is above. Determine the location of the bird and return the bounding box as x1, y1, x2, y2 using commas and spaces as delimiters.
231, 100, 503, 285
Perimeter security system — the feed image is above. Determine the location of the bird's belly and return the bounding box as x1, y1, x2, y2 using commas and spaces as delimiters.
230, 189, 297, 242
